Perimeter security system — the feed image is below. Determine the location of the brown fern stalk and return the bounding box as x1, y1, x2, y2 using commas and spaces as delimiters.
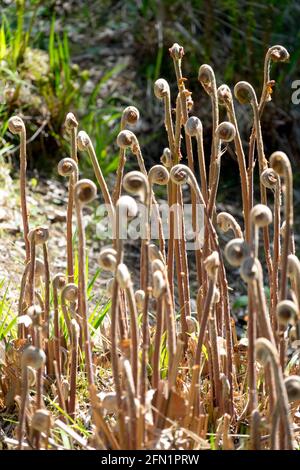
74, 179, 97, 387
8, 116, 30, 262
64, 113, 79, 282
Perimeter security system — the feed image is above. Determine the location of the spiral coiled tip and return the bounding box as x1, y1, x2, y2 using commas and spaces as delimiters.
22, 345, 46, 369
75, 179, 97, 205
185, 116, 202, 137
148, 165, 169, 186
170, 164, 189, 186
276, 300, 298, 326
198, 64, 215, 94
8, 115, 25, 134
204, 252, 220, 280
160, 148, 172, 168
269, 45, 290, 63
216, 121, 236, 142
98, 247, 117, 272
270, 151, 290, 177
28, 226, 50, 245
152, 270, 166, 298
260, 168, 278, 190
217, 85, 232, 106
123, 171, 148, 197
224, 238, 249, 267
154, 79, 170, 99
250, 204, 273, 228
284, 375, 300, 402
77, 130, 91, 151
65, 112, 78, 130
31, 409, 52, 433
116, 263, 131, 289
240, 257, 258, 283
58, 157, 78, 177
62, 283, 78, 302
122, 106, 140, 126
117, 130, 135, 149
169, 43, 184, 60
52, 273, 66, 291
234, 81, 254, 105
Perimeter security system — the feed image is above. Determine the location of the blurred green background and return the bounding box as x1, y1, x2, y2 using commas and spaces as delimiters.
0, 0, 300, 183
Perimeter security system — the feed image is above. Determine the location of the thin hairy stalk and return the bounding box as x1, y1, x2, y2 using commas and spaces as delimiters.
64, 114, 79, 282
234, 82, 273, 282
52, 274, 66, 377
74, 180, 97, 387
170, 164, 234, 413
124, 278, 140, 393
261, 168, 281, 339
170, 44, 201, 302
198, 64, 219, 188
152, 298, 164, 390
207, 122, 235, 218
217, 85, 249, 239
247, 46, 289, 214
270, 151, 293, 369
8, 116, 30, 262
42, 244, 50, 347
